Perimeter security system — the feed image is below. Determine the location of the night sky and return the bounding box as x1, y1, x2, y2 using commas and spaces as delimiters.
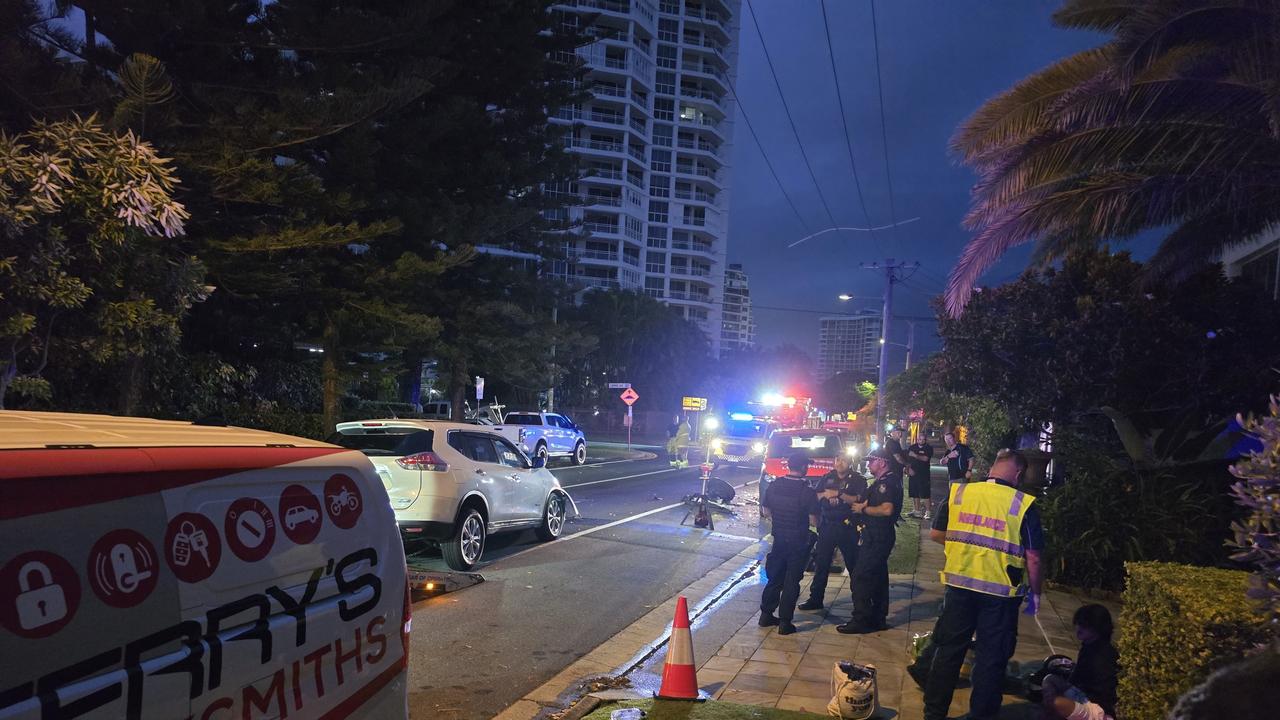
726, 0, 1105, 364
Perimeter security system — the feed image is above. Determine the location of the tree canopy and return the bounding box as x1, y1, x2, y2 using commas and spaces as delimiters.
948, 0, 1280, 315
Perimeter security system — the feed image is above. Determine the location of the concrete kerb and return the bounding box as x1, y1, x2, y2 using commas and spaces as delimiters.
495, 542, 765, 720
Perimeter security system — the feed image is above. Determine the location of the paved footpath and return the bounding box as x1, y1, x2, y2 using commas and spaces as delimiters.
495, 469, 1121, 719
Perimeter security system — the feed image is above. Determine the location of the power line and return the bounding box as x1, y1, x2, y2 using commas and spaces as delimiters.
724, 76, 813, 235
868, 0, 901, 243
744, 0, 839, 229
819, 0, 884, 258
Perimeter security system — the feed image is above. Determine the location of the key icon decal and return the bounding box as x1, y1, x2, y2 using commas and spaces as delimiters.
164, 513, 221, 583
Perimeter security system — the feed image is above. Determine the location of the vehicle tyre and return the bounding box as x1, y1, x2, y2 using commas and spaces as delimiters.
535, 492, 567, 541
442, 507, 486, 571
534, 442, 549, 463
572, 441, 587, 466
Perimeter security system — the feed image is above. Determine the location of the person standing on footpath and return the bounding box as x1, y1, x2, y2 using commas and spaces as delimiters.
943, 431, 975, 483
837, 448, 904, 634
798, 454, 863, 612
924, 449, 1045, 720
884, 426, 909, 480
907, 434, 935, 519
759, 453, 821, 635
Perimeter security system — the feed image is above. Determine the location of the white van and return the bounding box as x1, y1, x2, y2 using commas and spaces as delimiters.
0, 411, 409, 720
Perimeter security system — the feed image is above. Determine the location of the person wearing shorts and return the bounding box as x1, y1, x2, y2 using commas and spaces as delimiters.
906, 437, 934, 518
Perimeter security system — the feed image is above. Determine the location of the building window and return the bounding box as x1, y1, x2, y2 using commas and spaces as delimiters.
624, 215, 644, 241
649, 175, 670, 198
659, 1, 680, 14
648, 201, 669, 224
658, 18, 679, 42
646, 253, 666, 273
647, 225, 668, 248
654, 98, 675, 121
656, 71, 676, 96
651, 150, 672, 173
653, 124, 673, 148
657, 45, 677, 70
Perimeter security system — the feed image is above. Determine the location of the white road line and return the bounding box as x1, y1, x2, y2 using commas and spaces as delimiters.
562, 466, 690, 488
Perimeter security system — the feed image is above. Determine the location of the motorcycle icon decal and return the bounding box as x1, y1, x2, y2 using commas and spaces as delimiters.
323, 473, 363, 530
87, 529, 159, 608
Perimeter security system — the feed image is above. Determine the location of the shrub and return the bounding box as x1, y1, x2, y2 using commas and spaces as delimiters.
1041, 429, 1238, 591
1118, 562, 1273, 720
1229, 395, 1280, 623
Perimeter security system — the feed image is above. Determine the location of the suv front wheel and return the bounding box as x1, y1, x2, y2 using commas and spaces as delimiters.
443, 508, 486, 571
536, 492, 567, 541
572, 441, 587, 466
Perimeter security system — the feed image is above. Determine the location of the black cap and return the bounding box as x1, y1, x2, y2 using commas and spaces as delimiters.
866, 448, 892, 462
787, 452, 811, 473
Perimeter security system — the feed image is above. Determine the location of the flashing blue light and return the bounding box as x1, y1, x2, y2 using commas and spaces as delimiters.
730, 412, 754, 421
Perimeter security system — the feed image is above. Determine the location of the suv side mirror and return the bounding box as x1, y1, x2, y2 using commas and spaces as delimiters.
531, 456, 547, 470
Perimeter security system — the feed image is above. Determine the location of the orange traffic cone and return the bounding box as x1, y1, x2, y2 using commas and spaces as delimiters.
656, 595, 702, 700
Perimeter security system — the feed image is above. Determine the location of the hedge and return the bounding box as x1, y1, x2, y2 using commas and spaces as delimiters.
1119, 562, 1273, 720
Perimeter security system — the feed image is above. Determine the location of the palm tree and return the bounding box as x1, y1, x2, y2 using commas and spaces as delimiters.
947, 0, 1280, 316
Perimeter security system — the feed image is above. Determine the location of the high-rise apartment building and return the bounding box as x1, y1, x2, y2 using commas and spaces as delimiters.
818, 312, 883, 380
548, 0, 741, 355
721, 262, 754, 350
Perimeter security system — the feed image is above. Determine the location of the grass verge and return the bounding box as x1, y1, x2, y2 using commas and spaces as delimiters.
583, 698, 825, 719
887, 512, 922, 575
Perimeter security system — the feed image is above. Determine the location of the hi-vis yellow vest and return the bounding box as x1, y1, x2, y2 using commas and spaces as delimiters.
940, 481, 1032, 597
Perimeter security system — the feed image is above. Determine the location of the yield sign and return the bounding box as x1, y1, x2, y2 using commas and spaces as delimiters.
619, 387, 639, 406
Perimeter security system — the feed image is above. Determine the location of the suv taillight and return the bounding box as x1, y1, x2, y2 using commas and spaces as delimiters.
397, 452, 448, 471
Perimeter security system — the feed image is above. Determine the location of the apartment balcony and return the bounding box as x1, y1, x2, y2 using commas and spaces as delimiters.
581, 221, 623, 237
573, 248, 620, 262
670, 237, 716, 255
679, 86, 725, 114
584, 109, 626, 127
667, 290, 715, 305
575, 276, 622, 290
627, 144, 647, 164
583, 166, 624, 183
676, 112, 728, 142
584, 192, 623, 207
673, 185, 717, 204
563, 136, 627, 156
670, 265, 712, 278
683, 6, 731, 40
679, 60, 729, 92
675, 163, 719, 182
675, 137, 722, 163
561, 0, 631, 18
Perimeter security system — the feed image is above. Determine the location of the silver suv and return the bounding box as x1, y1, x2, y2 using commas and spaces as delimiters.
329, 419, 576, 570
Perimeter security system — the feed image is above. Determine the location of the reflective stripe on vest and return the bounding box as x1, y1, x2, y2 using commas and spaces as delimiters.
940, 481, 1032, 597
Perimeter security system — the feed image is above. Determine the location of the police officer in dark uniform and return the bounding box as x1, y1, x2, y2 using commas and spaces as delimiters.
838, 447, 904, 634
759, 452, 821, 635
798, 454, 863, 611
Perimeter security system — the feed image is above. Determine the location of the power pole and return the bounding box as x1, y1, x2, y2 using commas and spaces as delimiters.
862, 259, 918, 435
904, 321, 916, 371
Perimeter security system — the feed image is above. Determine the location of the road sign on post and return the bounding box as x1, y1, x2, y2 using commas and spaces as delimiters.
619, 388, 639, 405
682, 396, 707, 412
607, 382, 632, 389
475, 376, 484, 401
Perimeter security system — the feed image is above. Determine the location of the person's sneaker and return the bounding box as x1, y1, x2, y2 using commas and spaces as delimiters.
923, 511, 931, 520
758, 613, 780, 627
797, 599, 824, 611
777, 622, 798, 635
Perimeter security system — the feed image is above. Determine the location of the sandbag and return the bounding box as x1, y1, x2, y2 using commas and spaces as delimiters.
827, 661, 878, 719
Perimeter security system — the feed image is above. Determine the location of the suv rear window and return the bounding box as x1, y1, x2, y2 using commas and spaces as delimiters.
327, 428, 434, 457
768, 432, 841, 458
503, 414, 541, 425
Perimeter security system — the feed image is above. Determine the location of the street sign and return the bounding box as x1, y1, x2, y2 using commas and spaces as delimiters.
607, 382, 632, 389
682, 396, 707, 411
475, 376, 484, 401
619, 387, 639, 405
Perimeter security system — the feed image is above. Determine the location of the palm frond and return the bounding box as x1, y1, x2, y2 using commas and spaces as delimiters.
1053, 0, 1148, 32
951, 47, 1112, 164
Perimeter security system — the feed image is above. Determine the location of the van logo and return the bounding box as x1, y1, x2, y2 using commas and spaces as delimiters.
88, 529, 158, 608
165, 513, 222, 583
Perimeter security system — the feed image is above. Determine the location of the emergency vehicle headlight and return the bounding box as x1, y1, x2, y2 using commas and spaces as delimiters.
846, 445, 859, 457
712, 438, 723, 452
752, 442, 765, 454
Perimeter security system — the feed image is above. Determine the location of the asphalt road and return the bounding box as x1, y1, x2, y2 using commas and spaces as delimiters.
404, 449, 764, 719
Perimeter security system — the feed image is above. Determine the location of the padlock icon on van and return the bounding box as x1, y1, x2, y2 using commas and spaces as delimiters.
15, 562, 68, 630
